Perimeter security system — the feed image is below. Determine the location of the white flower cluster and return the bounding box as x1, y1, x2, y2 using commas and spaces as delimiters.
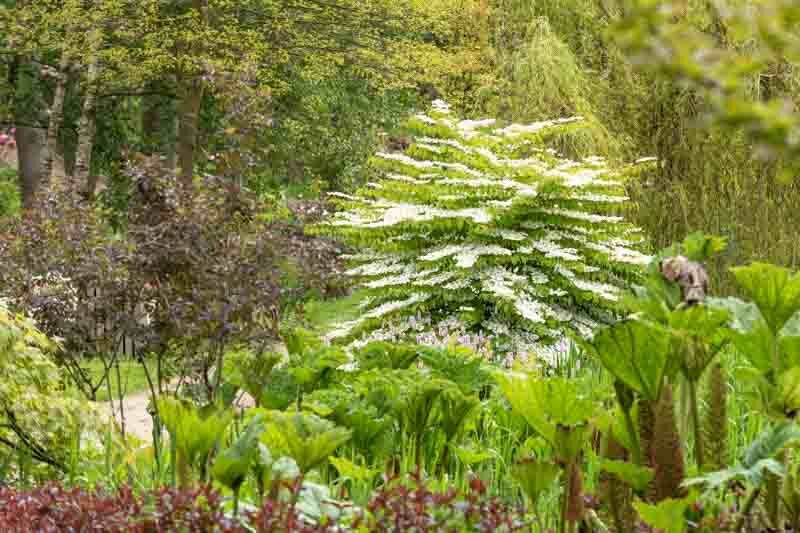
420, 243, 512, 268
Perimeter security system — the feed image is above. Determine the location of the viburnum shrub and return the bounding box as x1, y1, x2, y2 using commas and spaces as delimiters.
316, 100, 655, 362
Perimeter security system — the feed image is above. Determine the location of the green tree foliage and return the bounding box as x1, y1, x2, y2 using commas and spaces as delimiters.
317, 102, 651, 355
419, 1, 800, 289
0, 303, 92, 474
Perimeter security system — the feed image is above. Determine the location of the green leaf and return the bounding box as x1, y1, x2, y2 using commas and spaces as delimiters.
158, 397, 233, 474
436, 386, 481, 443
581, 321, 672, 402
329, 456, 379, 482
454, 445, 496, 465
683, 460, 784, 492
496, 372, 594, 444
681, 232, 727, 262
778, 367, 800, 417
513, 458, 560, 504
261, 411, 352, 474
743, 422, 800, 469
213, 414, 266, 491
668, 305, 730, 380
731, 263, 800, 334
633, 493, 696, 533
356, 341, 420, 370
598, 458, 654, 492
707, 296, 777, 372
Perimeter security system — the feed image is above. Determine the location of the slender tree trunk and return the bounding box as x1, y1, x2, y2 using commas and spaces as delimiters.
10, 54, 45, 209
15, 126, 45, 209
176, 0, 208, 188
177, 79, 204, 187
42, 55, 70, 186
75, 58, 100, 195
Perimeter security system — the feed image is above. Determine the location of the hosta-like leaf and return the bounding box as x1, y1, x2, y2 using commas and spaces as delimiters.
356, 341, 420, 370
683, 460, 784, 491
436, 386, 481, 443
688, 422, 800, 492
731, 263, 800, 334
581, 320, 672, 402
744, 422, 800, 469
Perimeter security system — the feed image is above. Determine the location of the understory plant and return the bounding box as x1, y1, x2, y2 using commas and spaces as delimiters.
0, 304, 94, 481
316, 100, 655, 360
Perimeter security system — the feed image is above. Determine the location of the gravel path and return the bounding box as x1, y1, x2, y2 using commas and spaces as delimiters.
98, 384, 256, 442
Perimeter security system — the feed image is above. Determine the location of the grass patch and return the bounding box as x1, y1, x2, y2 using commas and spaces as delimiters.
303, 290, 369, 333
82, 359, 158, 401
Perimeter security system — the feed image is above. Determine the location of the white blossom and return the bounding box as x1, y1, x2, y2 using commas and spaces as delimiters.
495, 116, 583, 137
538, 207, 624, 224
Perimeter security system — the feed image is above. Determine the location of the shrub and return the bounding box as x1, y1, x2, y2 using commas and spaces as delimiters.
0, 161, 345, 405
0, 475, 530, 532
0, 305, 92, 478
0, 484, 240, 532
316, 100, 653, 361
355, 472, 530, 532
0, 167, 20, 218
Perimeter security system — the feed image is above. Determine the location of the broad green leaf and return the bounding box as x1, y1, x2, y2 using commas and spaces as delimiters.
744, 422, 800, 469
731, 263, 800, 334
400, 379, 447, 441
356, 341, 420, 370
681, 232, 727, 262
496, 372, 594, 444
329, 456, 379, 482
261, 411, 352, 474
668, 305, 730, 380
683, 460, 784, 491
634, 493, 696, 533
513, 458, 560, 504
159, 397, 232, 473
781, 313, 800, 368
778, 367, 800, 417
436, 386, 481, 443
581, 321, 672, 401
598, 458, 654, 492
595, 406, 635, 455
454, 445, 496, 465
708, 297, 775, 372
213, 414, 266, 491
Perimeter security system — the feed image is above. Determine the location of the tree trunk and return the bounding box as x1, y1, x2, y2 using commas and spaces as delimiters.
42, 55, 70, 186
175, 0, 209, 188
75, 59, 100, 196
15, 125, 45, 209
177, 77, 204, 187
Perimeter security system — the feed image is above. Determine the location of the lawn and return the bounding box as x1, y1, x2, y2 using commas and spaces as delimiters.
82, 358, 159, 401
